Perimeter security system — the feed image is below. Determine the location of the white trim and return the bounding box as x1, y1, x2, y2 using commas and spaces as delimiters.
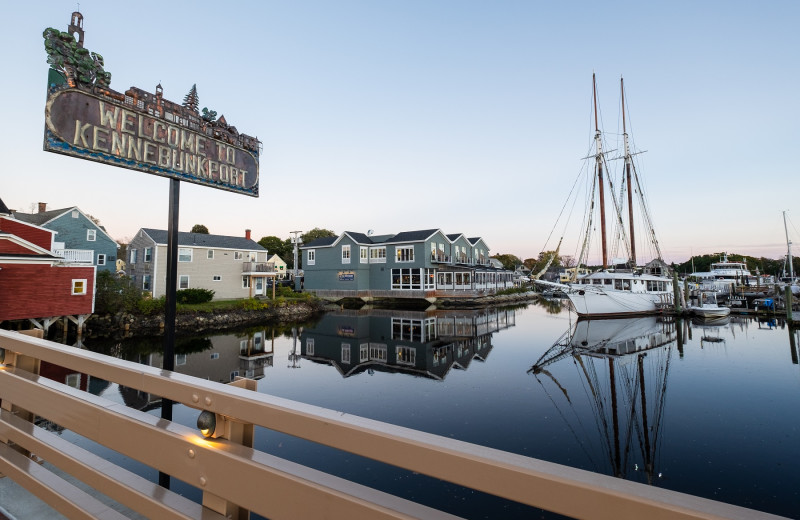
71, 279, 87, 295
86, 229, 96, 241
178, 274, 190, 289
178, 248, 193, 262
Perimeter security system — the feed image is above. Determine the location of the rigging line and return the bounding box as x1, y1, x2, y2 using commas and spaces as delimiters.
575, 355, 616, 468
536, 372, 600, 469
541, 162, 589, 254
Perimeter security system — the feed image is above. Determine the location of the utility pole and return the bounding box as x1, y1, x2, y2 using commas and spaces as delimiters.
291, 230, 303, 290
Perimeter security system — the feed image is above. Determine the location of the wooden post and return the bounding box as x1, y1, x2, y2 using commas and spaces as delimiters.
202, 377, 256, 520
785, 285, 793, 322
672, 271, 681, 314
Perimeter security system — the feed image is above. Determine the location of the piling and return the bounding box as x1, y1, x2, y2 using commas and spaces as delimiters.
672, 272, 681, 314
785, 286, 794, 322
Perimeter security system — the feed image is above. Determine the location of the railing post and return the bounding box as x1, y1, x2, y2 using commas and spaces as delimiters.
202, 377, 257, 520
0, 330, 42, 457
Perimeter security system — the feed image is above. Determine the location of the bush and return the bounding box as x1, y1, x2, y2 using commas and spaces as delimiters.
137, 296, 166, 315
94, 271, 142, 314
175, 288, 215, 304
240, 298, 267, 311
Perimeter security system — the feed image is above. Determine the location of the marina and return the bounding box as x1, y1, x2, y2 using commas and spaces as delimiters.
9, 301, 798, 519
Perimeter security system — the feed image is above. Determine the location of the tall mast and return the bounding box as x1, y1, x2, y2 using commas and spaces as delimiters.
622, 77, 636, 267
784, 210, 794, 280
594, 73, 609, 269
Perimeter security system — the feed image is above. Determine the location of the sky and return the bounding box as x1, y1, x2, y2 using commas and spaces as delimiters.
3, 1, 799, 265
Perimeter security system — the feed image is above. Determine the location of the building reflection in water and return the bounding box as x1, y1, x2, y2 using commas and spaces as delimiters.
530, 316, 679, 484
300, 308, 516, 380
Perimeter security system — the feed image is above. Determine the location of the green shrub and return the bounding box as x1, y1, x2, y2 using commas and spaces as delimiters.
94, 271, 142, 314
137, 296, 166, 315
175, 288, 215, 304
240, 298, 267, 311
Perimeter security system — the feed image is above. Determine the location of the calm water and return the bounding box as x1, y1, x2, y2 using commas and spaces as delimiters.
52, 300, 800, 519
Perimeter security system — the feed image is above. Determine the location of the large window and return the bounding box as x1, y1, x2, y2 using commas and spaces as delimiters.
307, 250, 316, 266
342, 245, 351, 264
144, 247, 152, 262
369, 247, 386, 263
242, 276, 250, 288
178, 248, 192, 262
396, 346, 416, 366
390, 268, 435, 290
395, 246, 414, 263
360, 247, 368, 264
130, 249, 138, 264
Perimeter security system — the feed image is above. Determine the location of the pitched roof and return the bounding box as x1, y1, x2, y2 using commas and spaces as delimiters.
303, 236, 338, 248
387, 229, 439, 243
343, 231, 374, 244
140, 228, 266, 250
12, 207, 73, 226
0, 197, 9, 215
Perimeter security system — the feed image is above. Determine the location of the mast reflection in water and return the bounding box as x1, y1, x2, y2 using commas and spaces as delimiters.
300, 308, 516, 380
530, 317, 677, 485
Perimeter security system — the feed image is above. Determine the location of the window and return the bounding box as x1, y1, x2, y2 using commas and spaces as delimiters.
391, 268, 423, 290
360, 246, 368, 264
392, 318, 423, 341
178, 248, 192, 262
341, 343, 351, 364
248, 252, 257, 262
207, 249, 214, 259
242, 276, 250, 288
342, 245, 351, 264
360, 343, 369, 362
71, 210, 79, 218
71, 279, 87, 295
143, 274, 152, 291
179, 275, 189, 289
234, 251, 244, 260
396, 346, 416, 366
87, 229, 96, 241
97, 254, 106, 266
369, 247, 386, 263
210, 353, 219, 360
306, 338, 315, 356
213, 275, 221, 281
396, 246, 414, 262
307, 249, 316, 266
369, 343, 387, 362
144, 247, 152, 262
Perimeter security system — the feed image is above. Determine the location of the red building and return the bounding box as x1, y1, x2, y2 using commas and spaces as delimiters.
0, 199, 95, 329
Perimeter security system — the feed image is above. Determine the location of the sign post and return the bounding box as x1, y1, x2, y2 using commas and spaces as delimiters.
43, 12, 260, 490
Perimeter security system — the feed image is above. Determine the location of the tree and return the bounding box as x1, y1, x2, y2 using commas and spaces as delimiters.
191, 224, 209, 234
43, 28, 111, 88
94, 271, 141, 314
183, 84, 199, 113
491, 253, 522, 271
301, 228, 336, 244
258, 236, 291, 260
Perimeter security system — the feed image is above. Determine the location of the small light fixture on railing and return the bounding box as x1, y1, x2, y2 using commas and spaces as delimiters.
197, 410, 228, 439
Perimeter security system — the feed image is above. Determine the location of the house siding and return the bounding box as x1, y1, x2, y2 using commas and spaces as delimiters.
0, 263, 95, 321
0, 218, 53, 250
127, 230, 269, 299
47, 212, 118, 272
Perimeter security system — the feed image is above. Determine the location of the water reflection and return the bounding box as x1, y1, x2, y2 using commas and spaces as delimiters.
530, 317, 678, 484
300, 308, 516, 380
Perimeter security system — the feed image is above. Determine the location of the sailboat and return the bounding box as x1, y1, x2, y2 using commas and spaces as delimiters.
781, 210, 800, 296
536, 75, 674, 317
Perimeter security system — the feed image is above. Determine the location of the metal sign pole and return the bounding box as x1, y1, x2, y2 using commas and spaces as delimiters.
159, 178, 180, 489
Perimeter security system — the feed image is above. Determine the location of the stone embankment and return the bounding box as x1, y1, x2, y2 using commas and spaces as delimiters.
86, 300, 326, 337
436, 290, 538, 308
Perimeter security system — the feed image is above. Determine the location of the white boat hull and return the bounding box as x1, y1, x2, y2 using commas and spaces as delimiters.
566, 288, 667, 317
689, 305, 731, 318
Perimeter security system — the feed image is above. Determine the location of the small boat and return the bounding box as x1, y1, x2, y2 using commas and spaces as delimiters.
689, 292, 730, 319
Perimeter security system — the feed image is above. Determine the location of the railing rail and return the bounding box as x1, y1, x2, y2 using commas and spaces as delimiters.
0, 329, 787, 520
53, 248, 94, 263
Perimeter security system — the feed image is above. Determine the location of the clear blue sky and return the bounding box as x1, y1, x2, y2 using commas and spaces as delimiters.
3, 1, 798, 264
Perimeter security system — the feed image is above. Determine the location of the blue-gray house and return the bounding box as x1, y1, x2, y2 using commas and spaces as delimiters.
13, 203, 118, 273
300, 229, 513, 302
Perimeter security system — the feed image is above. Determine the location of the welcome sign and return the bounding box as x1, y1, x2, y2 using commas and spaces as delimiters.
43, 13, 260, 196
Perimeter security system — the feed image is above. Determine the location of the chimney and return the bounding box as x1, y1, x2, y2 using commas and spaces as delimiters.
38, 202, 47, 213
245, 229, 251, 240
